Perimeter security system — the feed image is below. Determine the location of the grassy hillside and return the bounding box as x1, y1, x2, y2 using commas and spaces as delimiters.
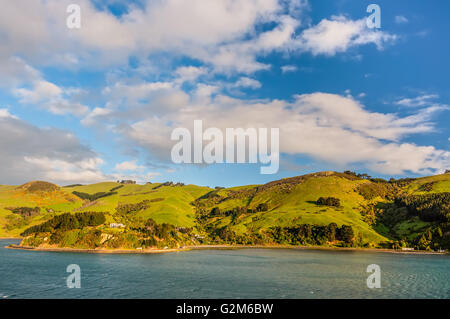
194, 172, 386, 245
405, 174, 450, 194
0, 182, 81, 237
0, 181, 211, 237
1, 172, 449, 251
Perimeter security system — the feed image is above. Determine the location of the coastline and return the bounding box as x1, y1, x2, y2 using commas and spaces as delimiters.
4, 242, 448, 256
188, 244, 448, 255
5, 244, 189, 254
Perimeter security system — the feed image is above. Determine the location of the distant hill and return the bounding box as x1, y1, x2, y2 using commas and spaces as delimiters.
1, 171, 449, 251
18, 181, 60, 193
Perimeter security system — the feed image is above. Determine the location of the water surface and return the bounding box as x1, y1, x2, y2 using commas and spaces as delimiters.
0, 239, 448, 299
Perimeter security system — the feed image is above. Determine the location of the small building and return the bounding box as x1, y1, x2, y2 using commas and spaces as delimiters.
401, 247, 414, 251
110, 223, 125, 228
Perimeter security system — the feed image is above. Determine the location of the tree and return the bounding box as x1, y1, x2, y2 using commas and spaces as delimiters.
339, 225, 354, 244
325, 223, 337, 242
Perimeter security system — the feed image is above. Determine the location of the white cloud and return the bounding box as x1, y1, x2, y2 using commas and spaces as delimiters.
296, 16, 396, 56
0, 57, 40, 87
175, 66, 208, 83
0, 1, 399, 77
0, 0, 283, 71
234, 77, 262, 89
281, 65, 298, 73
24, 157, 106, 184
115, 160, 143, 171
395, 94, 439, 107
395, 15, 409, 24
14, 80, 89, 116
14, 80, 62, 103
1, 1, 427, 180
88, 80, 449, 175
81, 107, 113, 126
0, 112, 107, 184
0, 108, 16, 119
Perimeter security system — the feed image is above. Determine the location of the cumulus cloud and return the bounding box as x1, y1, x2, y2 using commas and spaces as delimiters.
84, 81, 450, 175
115, 160, 142, 171
0, 1, 398, 76
234, 77, 262, 89
13, 80, 89, 116
296, 16, 396, 55
0, 57, 40, 87
3, 0, 437, 181
175, 66, 208, 83
0, 110, 106, 184
0, 0, 283, 70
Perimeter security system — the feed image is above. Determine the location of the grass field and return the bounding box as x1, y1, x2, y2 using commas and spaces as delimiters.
199, 175, 387, 243
1, 172, 449, 247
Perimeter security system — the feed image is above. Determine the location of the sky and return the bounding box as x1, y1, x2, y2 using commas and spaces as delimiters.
0, 0, 449, 187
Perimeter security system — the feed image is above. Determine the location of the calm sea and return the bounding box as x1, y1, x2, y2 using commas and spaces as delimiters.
0, 239, 448, 299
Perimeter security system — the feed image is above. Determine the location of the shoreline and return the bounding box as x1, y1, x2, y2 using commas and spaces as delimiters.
188, 244, 447, 255
5, 244, 189, 254
4, 242, 448, 256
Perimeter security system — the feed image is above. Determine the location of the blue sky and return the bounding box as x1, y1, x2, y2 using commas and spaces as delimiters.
0, 0, 449, 187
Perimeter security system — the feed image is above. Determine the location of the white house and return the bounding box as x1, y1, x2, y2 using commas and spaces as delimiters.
110, 223, 125, 228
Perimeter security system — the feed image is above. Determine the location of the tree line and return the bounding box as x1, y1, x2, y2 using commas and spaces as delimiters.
72, 191, 118, 201
210, 203, 269, 217
395, 192, 450, 222
210, 223, 355, 246
21, 212, 106, 236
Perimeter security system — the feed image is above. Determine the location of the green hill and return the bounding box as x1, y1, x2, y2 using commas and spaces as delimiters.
194, 172, 386, 243
1, 172, 449, 251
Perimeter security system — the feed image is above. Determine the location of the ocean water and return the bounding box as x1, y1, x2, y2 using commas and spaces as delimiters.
0, 239, 448, 299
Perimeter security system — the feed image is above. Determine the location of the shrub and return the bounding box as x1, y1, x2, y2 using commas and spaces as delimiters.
72, 191, 118, 201
316, 197, 341, 207
109, 185, 124, 192
116, 200, 151, 215
418, 182, 435, 192
6, 207, 40, 217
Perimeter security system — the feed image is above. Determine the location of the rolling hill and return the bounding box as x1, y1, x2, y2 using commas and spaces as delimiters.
1, 171, 449, 251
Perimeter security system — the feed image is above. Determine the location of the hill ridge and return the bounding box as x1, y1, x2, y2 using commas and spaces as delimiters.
0, 171, 448, 252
